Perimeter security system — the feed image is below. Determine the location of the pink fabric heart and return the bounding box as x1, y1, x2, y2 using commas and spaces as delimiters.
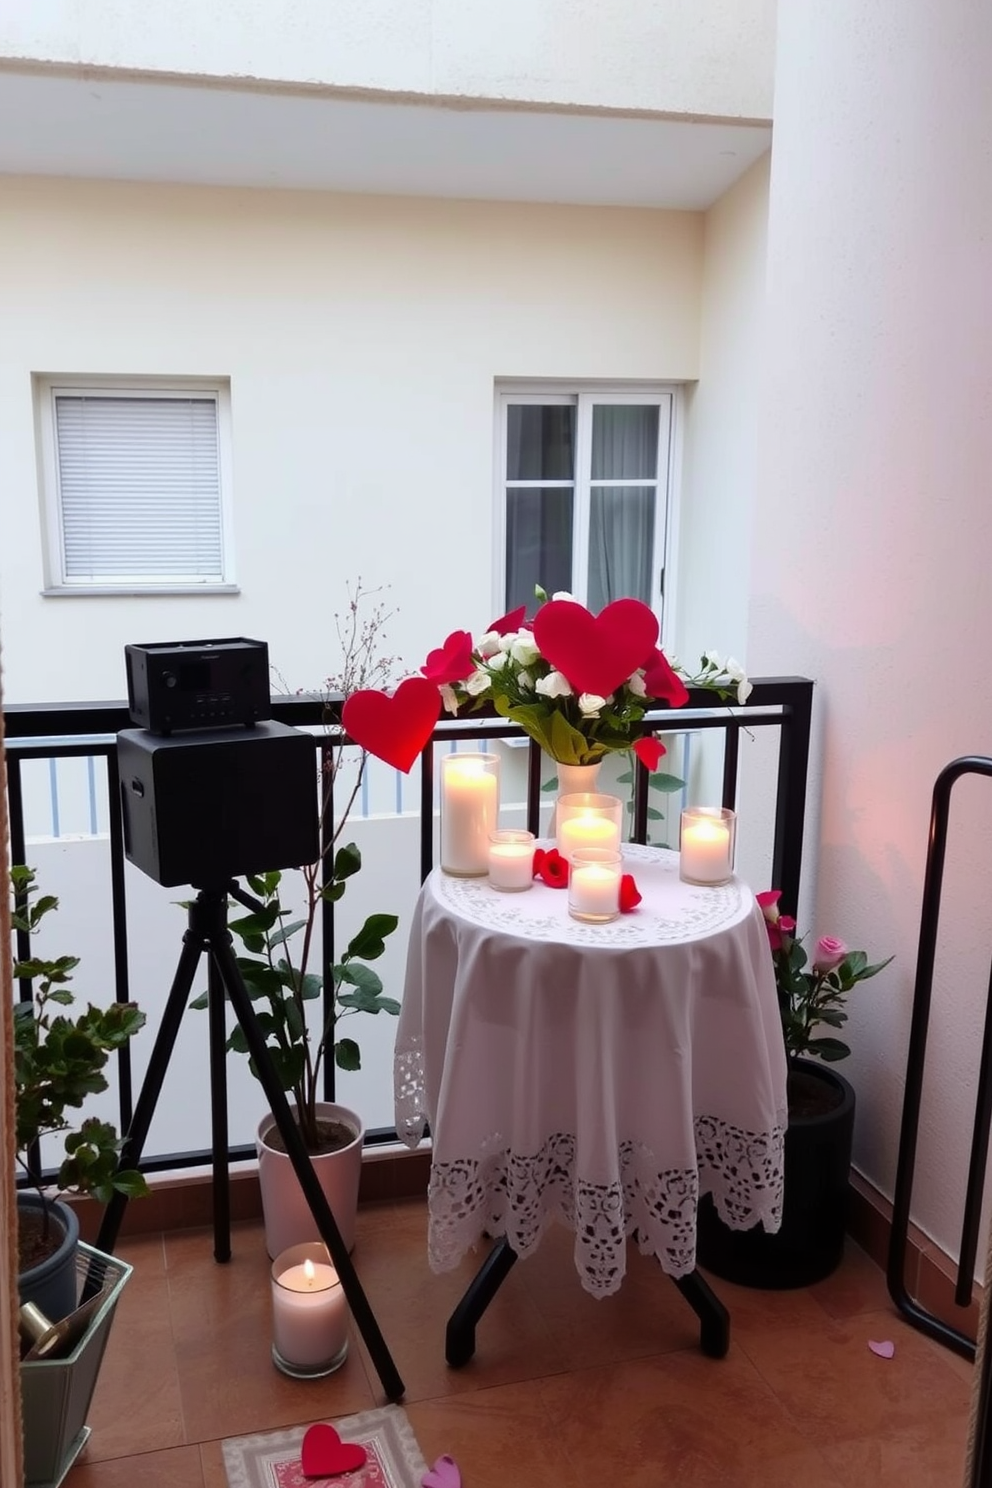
422, 1454, 461, 1488
868, 1339, 895, 1358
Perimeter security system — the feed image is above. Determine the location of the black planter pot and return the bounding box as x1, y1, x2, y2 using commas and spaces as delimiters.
696, 1060, 856, 1289
17, 1193, 81, 1323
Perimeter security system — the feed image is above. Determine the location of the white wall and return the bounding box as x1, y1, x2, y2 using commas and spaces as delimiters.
751, 2, 992, 1262
0, 176, 702, 705
0, 0, 776, 121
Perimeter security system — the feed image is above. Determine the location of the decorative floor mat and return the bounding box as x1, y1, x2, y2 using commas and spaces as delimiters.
222, 1405, 429, 1488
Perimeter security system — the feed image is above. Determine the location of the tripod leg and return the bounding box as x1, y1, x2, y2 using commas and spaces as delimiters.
211, 932, 405, 1403
95, 932, 207, 1257
207, 953, 231, 1262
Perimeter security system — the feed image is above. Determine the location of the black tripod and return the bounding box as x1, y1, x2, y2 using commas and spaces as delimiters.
94, 885, 404, 1403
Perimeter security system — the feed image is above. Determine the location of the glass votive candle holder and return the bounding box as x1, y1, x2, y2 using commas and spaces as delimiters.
568, 847, 622, 924
488, 829, 536, 892
679, 806, 736, 886
440, 752, 500, 877
271, 1242, 349, 1378
556, 792, 623, 863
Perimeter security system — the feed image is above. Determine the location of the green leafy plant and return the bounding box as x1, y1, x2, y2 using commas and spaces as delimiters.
11, 864, 148, 1219
191, 580, 402, 1153
757, 889, 893, 1063
200, 853, 399, 1152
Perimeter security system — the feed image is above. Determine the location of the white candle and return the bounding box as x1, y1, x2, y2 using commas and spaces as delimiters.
441, 756, 499, 876
680, 817, 733, 884
488, 832, 535, 891
271, 1246, 349, 1374
568, 851, 621, 922
558, 813, 621, 862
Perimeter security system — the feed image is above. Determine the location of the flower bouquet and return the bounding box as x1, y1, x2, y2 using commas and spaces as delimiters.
422, 588, 752, 769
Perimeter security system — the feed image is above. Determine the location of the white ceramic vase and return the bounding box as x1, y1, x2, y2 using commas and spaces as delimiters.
549, 759, 603, 836
256, 1101, 364, 1260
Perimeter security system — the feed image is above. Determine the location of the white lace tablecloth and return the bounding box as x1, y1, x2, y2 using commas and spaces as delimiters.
394, 843, 787, 1297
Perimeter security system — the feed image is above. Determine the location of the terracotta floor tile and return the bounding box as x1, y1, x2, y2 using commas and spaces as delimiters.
536, 1350, 845, 1487
67, 1443, 204, 1487
80, 1264, 185, 1460
738, 1306, 972, 1450
405, 1379, 577, 1488
822, 1417, 968, 1487
809, 1239, 895, 1319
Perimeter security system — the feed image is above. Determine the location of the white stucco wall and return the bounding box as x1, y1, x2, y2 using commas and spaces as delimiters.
751, 2, 992, 1262
0, 0, 776, 120
0, 176, 703, 704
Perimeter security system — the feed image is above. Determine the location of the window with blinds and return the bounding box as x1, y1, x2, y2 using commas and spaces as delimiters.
40, 382, 234, 591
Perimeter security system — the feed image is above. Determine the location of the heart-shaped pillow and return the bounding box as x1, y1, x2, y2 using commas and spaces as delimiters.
300, 1422, 368, 1478
342, 677, 441, 773
533, 598, 659, 699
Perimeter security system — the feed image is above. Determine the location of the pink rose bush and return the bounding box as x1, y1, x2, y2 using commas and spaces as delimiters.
757, 891, 892, 1063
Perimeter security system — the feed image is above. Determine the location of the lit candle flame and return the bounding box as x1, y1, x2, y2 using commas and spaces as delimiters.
303, 1258, 315, 1288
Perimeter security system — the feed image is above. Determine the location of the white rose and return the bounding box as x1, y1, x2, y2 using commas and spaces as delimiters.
578, 693, 608, 717
551, 590, 578, 603
464, 669, 492, 696
487, 651, 508, 672
476, 631, 502, 659
438, 683, 460, 716
535, 670, 573, 699
736, 678, 753, 706
704, 649, 723, 669
626, 671, 647, 698
517, 670, 534, 691
725, 656, 746, 681
509, 633, 541, 667
498, 633, 515, 653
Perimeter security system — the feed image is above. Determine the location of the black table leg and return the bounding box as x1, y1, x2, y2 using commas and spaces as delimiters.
445, 1238, 518, 1367
674, 1269, 731, 1358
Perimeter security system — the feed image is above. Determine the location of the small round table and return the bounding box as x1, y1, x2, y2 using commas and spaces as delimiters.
394, 843, 787, 1362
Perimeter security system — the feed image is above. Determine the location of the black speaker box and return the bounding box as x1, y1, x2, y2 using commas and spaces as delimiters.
117, 722, 319, 888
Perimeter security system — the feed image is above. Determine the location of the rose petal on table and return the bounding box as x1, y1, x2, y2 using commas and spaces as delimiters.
632, 735, 665, 772
868, 1339, 895, 1359
536, 848, 570, 887
620, 873, 642, 912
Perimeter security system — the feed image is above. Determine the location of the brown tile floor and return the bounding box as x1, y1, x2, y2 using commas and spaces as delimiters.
64, 1199, 974, 1488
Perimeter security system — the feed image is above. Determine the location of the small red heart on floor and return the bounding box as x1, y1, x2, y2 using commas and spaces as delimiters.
868, 1339, 895, 1359
342, 676, 441, 773
300, 1422, 368, 1478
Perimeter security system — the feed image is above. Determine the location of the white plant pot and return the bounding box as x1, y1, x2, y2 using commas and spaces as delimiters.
256, 1102, 364, 1261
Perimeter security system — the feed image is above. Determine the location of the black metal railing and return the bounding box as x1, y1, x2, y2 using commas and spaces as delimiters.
4, 677, 813, 1177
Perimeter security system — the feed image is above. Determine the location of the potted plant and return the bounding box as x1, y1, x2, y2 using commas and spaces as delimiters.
192, 582, 402, 1258
12, 864, 148, 1319
696, 889, 893, 1287
10, 864, 147, 1486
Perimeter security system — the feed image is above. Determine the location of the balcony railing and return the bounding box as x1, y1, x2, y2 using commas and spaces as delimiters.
3, 678, 813, 1178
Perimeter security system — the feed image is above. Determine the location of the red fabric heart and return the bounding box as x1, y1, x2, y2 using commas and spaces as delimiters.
300, 1423, 368, 1478
620, 873, 642, 912
342, 677, 441, 773
486, 604, 527, 636
632, 735, 666, 772
641, 648, 689, 707
421, 630, 475, 685
533, 598, 659, 699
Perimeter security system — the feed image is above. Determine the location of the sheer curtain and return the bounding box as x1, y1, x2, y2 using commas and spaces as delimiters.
505, 404, 575, 614
587, 405, 659, 611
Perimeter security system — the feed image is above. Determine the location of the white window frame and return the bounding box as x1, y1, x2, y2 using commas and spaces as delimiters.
493, 383, 680, 635
36, 375, 237, 596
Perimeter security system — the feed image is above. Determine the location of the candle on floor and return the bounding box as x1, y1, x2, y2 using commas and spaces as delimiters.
679, 807, 736, 886
568, 848, 622, 923
488, 829, 536, 891
271, 1243, 349, 1378
556, 792, 623, 862
440, 753, 500, 876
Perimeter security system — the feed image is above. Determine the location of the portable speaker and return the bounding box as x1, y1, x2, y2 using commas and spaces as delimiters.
117, 722, 319, 888
125, 637, 270, 734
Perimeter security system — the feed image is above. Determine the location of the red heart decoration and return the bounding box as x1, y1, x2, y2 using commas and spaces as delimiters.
533, 598, 659, 699
421, 630, 475, 685
641, 648, 689, 707
300, 1422, 367, 1478
342, 677, 441, 773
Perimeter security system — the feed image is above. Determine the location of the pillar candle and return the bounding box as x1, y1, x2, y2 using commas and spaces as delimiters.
441, 755, 499, 876
271, 1244, 349, 1376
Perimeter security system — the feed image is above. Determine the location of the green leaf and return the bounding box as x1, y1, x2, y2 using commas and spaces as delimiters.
335, 1037, 361, 1072
270, 918, 306, 948
333, 843, 362, 880
805, 1036, 851, 1061
336, 963, 383, 995
649, 772, 685, 794
188, 991, 209, 1011
320, 881, 347, 903
345, 914, 399, 961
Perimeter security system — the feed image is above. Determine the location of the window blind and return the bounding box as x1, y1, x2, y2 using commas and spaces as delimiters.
54, 394, 224, 584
